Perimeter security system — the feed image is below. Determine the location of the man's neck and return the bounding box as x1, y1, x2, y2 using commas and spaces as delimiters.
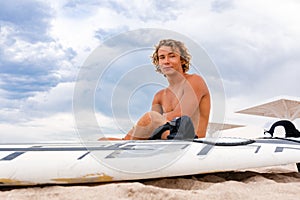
167, 72, 187, 87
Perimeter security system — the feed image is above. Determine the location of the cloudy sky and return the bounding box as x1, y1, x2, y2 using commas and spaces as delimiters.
0, 0, 299, 142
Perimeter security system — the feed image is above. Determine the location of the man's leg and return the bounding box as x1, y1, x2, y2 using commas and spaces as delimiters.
124, 111, 167, 140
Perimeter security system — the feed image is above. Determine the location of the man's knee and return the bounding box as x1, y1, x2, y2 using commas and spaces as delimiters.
127, 111, 166, 140
137, 111, 165, 127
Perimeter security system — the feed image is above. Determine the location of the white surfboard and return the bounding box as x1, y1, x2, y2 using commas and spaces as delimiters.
1, 137, 300, 186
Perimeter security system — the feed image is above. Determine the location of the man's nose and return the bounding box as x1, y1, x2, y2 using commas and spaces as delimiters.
163, 56, 170, 64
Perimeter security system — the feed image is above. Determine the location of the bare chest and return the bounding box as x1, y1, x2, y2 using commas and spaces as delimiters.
161, 88, 184, 113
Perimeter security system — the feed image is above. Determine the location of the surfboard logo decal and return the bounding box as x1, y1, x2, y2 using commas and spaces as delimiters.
197, 144, 214, 156
77, 152, 90, 160
0, 152, 25, 161
275, 146, 300, 153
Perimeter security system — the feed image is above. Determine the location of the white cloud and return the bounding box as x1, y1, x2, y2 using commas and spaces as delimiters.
0, 95, 125, 142
0, 82, 73, 123
0, 18, 77, 101
25, 82, 74, 113
0, 113, 77, 142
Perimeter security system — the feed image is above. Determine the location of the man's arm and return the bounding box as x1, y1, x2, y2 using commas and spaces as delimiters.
151, 90, 164, 114
197, 93, 210, 138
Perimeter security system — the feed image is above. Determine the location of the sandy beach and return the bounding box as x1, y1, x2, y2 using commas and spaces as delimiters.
1, 164, 299, 200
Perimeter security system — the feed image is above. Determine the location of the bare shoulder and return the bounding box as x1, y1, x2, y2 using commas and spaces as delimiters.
186, 73, 205, 82
186, 74, 208, 88
154, 89, 165, 97
152, 89, 165, 103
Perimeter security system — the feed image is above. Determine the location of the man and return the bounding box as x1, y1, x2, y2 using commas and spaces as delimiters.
123, 39, 211, 140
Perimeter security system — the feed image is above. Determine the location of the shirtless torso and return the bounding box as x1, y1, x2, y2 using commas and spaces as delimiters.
152, 73, 210, 138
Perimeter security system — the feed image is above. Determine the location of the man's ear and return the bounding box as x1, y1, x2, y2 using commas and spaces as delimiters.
181, 59, 187, 71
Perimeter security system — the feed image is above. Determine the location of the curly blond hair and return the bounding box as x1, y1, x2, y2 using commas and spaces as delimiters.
151, 39, 191, 74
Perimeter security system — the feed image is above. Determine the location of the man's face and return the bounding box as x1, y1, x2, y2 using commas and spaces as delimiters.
157, 46, 183, 76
